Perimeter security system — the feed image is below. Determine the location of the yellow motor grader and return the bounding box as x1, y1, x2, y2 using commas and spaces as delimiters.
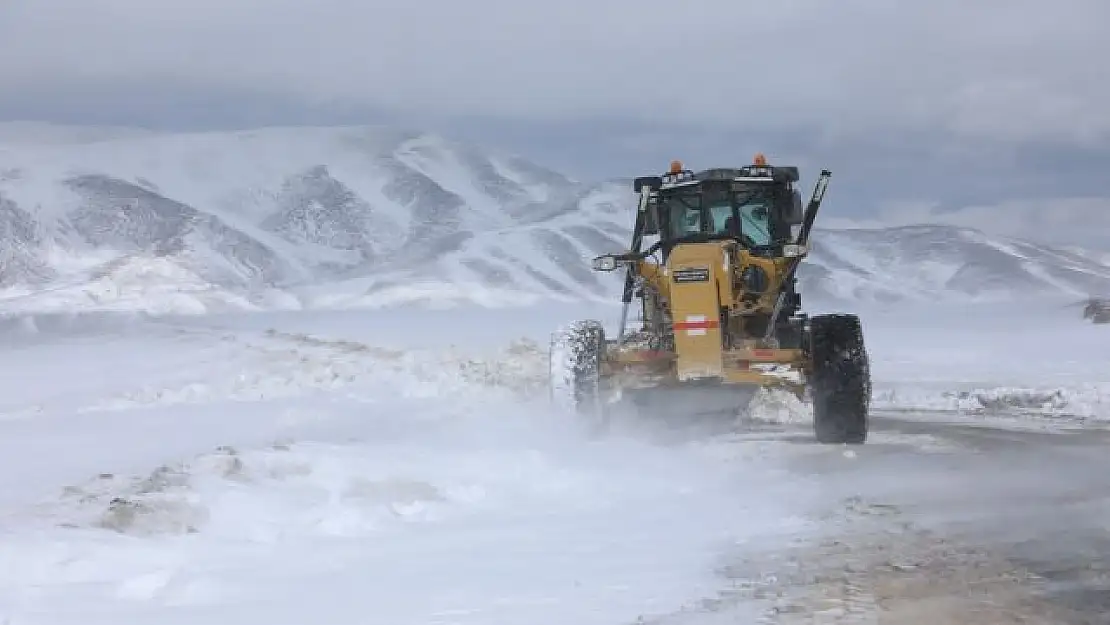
549, 156, 870, 444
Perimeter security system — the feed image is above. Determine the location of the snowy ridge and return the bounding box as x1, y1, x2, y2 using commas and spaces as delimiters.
0, 123, 1108, 314
0, 124, 632, 313
804, 226, 1110, 303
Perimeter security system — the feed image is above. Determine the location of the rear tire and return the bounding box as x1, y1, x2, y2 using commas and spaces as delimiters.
808, 314, 870, 444
549, 320, 608, 428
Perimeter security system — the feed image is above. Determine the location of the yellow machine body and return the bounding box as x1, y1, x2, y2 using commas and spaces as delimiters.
603, 239, 808, 396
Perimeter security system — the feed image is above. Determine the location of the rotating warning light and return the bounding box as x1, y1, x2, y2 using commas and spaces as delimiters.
669, 160, 683, 174
753, 153, 767, 166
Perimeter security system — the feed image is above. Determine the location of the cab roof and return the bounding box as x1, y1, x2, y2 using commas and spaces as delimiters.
658, 165, 800, 190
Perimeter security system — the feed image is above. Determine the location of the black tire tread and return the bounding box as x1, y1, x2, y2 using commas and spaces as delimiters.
809, 313, 871, 444
548, 320, 606, 417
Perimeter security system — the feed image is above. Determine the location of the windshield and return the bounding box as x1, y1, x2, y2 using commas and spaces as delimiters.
658, 187, 774, 246
738, 199, 772, 246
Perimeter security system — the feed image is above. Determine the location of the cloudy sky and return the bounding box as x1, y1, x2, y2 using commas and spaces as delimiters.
2, 0, 1108, 247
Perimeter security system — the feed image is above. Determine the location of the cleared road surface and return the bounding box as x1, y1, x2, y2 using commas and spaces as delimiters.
637, 409, 1110, 624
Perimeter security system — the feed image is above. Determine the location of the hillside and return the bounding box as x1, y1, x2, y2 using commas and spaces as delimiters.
0, 123, 1107, 313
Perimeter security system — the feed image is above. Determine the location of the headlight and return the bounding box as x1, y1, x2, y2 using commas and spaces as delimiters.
591, 255, 618, 272
782, 244, 807, 258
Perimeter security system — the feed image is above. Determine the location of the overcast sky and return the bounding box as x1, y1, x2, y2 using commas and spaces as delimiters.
2, 0, 1108, 247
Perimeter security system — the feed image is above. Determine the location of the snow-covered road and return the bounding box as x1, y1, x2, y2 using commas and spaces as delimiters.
0, 300, 1107, 624
701, 413, 1110, 624
0, 308, 819, 625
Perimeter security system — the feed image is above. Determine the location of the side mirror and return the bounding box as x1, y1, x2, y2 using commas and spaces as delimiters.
633, 176, 662, 193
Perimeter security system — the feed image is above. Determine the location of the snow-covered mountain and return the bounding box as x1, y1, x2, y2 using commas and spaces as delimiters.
0, 123, 1107, 313
801, 226, 1110, 303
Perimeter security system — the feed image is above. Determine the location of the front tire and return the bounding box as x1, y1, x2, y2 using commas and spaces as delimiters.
549, 320, 608, 427
808, 314, 870, 444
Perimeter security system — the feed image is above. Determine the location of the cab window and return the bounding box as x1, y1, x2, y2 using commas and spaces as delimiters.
738, 201, 772, 246
707, 203, 733, 235
664, 193, 702, 237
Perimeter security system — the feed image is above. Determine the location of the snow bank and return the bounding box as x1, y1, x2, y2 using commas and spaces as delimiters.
0, 309, 149, 334
858, 299, 1110, 423
306, 280, 566, 310
79, 329, 551, 413
872, 385, 1109, 420
30, 441, 493, 538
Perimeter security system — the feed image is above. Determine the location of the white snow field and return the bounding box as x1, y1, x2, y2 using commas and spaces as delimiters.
862, 298, 1110, 425
0, 296, 1106, 624
0, 303, 825, 625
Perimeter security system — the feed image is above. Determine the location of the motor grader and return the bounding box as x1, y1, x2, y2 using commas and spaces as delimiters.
549, 155, 870, 444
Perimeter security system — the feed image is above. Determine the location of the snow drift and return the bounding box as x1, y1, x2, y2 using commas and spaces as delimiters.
0, 311, 815, 625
